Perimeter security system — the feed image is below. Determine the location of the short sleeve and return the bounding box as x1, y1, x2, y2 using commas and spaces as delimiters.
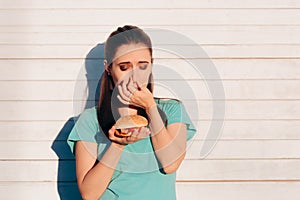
67, 107, 99, 154
156, 99, 197, 141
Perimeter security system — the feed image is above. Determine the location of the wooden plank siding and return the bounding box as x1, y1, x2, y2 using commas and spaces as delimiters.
0, 0, 299, 199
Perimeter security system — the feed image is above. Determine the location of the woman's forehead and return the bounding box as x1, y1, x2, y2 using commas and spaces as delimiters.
113, 44, 151, 63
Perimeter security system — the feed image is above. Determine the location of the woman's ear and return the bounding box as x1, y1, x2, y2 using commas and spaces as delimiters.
104, 60, 108, 70
104, 60, 111, 74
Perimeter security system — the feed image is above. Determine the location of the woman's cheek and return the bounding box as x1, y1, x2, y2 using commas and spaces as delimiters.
115, 72, 130, 85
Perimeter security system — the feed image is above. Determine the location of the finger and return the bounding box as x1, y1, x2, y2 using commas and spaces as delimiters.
118, 84, 131, 100
117, 94, 142, 108
110, 133, 129, 145
131, 128, 139, 138
108, 126, 116, 138
134, 80, 142, 91
121, 80, 132, 98
127, 77, 138, 94
117, 85, 131, 102
108, 127, 125, 143
124, 136, 136, 144
131, 127, 147, 139
139, 127, 151, 138
117, 95, 130, 105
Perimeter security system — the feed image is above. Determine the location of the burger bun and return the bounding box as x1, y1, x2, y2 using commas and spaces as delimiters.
114, 115, 148, 137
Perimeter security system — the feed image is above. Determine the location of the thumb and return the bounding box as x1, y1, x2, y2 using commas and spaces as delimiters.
109, 126, 116, 136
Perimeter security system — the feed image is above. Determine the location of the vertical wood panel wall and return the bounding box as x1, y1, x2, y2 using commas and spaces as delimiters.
1, 0, 300, 199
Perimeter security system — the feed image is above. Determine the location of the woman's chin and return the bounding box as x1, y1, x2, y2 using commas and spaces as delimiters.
117, 106, 138, 117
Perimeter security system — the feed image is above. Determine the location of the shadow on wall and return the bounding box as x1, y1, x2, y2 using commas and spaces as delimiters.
51, 43, 105, 199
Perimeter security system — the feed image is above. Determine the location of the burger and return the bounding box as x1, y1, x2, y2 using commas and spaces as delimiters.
114, 115, 148, 137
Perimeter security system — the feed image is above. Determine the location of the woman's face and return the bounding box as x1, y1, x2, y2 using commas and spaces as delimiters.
106, 43, 152, 87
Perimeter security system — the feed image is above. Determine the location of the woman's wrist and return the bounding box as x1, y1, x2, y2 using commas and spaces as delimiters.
146, 103, 165, 136
111, 141, 126, 150
99, 141, 125, 168
145, 100, 156, 113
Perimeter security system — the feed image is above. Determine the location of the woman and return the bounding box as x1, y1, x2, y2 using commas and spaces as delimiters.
68, 25, 196, 200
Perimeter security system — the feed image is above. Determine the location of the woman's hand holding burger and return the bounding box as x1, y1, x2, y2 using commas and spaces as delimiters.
108, 115, 151, 145
108, 126, 151, 146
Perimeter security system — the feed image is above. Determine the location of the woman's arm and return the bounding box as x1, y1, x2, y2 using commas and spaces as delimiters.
75, 127, 124, 200
146, 104, 187, 174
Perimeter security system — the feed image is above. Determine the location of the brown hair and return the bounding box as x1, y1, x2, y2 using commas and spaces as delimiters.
97, 25, 154, 135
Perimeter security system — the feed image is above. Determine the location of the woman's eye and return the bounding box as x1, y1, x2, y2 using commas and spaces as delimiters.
120, 65, 128, 71
139, 64, 148, 70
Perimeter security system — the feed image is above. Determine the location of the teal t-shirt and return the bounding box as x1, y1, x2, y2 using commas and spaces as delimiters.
67, 98, 196, 200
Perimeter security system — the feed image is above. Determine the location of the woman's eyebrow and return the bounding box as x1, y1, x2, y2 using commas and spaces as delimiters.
117, 61, 131, 65
117, 61, 149, 65
138, 61, 149, 64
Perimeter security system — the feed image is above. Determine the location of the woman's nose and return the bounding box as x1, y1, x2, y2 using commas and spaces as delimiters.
131, 67, 138, 83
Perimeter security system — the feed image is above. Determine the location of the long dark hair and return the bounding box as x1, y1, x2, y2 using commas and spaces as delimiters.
97, 25, 154, 136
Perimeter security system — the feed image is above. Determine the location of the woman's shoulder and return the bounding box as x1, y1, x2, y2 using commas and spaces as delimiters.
154, 97, 184, 117
154, 97, 181, 105
67, 106, 99, 154
81, 106, 97, 115
77, 106, 97, 120
73, 106, 98, 131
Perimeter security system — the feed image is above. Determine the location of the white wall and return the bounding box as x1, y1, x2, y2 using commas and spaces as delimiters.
1, 0, 300, 199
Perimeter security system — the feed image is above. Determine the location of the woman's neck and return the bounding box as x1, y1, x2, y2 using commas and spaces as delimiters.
118, 106, 138, 117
